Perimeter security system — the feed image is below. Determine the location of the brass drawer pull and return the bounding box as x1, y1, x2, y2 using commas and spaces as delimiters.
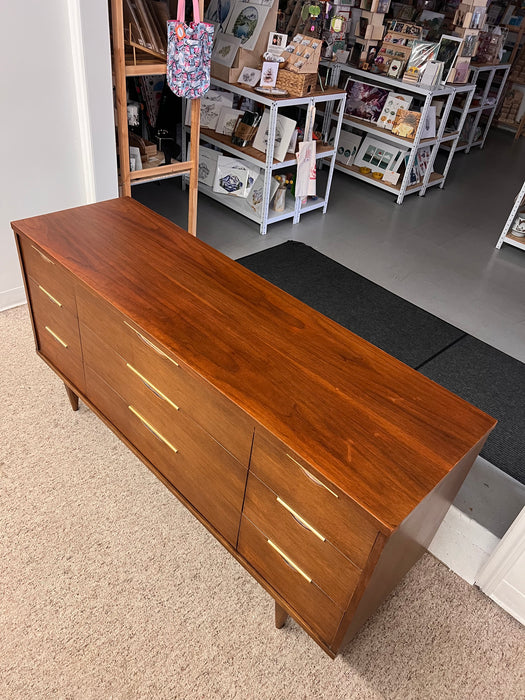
31, 245, 54, 264
286, 454, 339, 499
38, 285, 62, 307
128, 405, 178, 455
267, 540, 312, 583
44, 326, 68, 348
124, 322, 179, 366
126, 364, 179, 411
276, 497, 326, 542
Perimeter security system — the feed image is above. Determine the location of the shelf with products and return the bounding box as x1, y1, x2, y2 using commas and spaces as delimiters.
323, 64, 475, 204
496, 179, 525, 252
182, 77, 346, 235
447, 63, 511, 152
109, 0, 201, 234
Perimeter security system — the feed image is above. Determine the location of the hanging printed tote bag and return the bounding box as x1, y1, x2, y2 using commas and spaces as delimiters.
167, 0, 214, 99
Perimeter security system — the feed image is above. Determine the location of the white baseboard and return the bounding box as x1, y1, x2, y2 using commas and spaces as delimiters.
429, 457, 525, 585
0, 286, 26, 312
429, 504, 500, 584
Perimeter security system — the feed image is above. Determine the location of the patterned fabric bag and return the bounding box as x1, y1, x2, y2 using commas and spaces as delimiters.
167, 0, 214, 99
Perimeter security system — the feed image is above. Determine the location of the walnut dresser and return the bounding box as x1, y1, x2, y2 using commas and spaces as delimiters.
12, 198, 496, 658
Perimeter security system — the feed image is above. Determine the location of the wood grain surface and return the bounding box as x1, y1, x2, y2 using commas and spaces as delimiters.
12, 197, 496, 532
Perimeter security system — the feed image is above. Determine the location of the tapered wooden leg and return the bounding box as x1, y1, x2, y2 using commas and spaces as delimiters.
64, 384, 79, 411
275, 602, 288, 629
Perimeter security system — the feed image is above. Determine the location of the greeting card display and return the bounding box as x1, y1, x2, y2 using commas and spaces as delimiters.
374, 42, 412, 73
281, 34, 322, 73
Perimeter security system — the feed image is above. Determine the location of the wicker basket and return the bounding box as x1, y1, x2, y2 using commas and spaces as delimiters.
275, 70, 318, 97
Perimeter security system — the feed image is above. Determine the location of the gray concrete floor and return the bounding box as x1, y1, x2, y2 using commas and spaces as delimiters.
133, 128, 525, 363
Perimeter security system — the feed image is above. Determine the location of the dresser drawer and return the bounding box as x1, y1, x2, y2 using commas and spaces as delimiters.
27, 278, 85, 391
250, 429, 379, 568
238, 515, 344, 645
82, 322, 247, 480
18, 237, 76, 313
77, 283, 254, 466
84, 365, 247, 547
243, 472, 362, 610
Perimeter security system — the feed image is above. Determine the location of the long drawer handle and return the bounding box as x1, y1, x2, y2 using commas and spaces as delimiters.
276, 497, 326, 542
45, 326, 68, 348
267, 540, 312, 583
128, 406, 179, 454
285, 454, 339, 499
38, 285, 62, 307
31, 245, 54, 265
124, 322, 179, 366
126, 364, 179, 411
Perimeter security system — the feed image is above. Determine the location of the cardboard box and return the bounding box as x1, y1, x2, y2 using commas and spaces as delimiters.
211, 1, 278, 84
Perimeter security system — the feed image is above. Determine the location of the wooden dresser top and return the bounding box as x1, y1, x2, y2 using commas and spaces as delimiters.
12, 197, 496, 533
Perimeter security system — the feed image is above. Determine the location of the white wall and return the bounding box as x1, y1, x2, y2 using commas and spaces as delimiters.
0, 0, 118, 311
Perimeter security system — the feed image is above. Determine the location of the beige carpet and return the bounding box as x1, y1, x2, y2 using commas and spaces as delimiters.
1, 304, 523, 700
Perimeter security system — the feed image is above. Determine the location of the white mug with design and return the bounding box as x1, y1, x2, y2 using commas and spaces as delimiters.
511, 214, 525, 237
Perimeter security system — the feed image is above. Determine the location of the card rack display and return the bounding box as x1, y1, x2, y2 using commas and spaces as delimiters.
323, 63, 475, 204
449, 63, 511, 153
182, 78, 346, 235
495, 178, 525, 252
109, 0, 201, 235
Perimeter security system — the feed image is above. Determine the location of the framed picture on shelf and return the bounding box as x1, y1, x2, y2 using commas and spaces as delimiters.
225, 1, 271, 52
436, 35, 463, 81
377, 95, 408, 130
198, 147, 220, 187
260, 61, 279, 87
332, 129, 362, 165
238, 66, 262, 86
353, 135, 407, 173
212, 34, 242, 67
387, 59, 404, 78
252, 109, 297, 162
344, 79, 390, 123
216, 108, 245, 135
391, 109, 421, 139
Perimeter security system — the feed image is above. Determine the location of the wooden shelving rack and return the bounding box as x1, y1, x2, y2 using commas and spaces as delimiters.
110, 0, 201, 235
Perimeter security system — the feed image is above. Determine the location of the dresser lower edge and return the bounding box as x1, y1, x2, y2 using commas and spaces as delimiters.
58, 372, 346, 657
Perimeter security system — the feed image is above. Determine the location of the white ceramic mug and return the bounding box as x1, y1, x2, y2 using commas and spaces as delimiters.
512, 214, 525, 236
